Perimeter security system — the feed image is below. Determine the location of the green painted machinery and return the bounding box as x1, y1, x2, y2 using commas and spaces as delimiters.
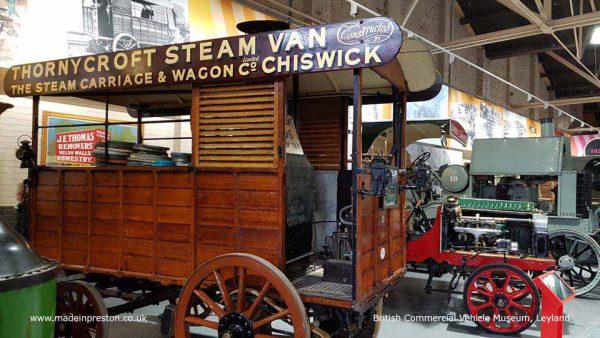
459, 119, 600, 295
0, 220, 57, 338
457, 197, 536, 213
407, 118, 600, 295
468, 121, 599, 236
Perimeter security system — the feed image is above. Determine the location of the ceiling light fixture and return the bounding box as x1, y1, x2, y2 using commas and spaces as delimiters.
591, 26, 600, 44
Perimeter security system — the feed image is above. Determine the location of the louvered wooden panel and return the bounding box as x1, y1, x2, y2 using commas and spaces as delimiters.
194, 83, 278, 168
112, 0, 131, 14
297, 97, 345, 170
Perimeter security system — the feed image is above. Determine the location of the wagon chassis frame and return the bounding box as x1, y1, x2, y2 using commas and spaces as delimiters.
58, 270, 181, 316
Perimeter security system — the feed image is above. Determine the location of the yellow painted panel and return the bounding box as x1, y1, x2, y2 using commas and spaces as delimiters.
189, 0, 274, 40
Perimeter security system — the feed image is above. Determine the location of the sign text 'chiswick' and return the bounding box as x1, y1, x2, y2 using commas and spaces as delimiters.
4, 17, 402, 97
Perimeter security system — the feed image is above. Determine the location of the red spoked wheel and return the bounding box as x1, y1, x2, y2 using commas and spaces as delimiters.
174, 253, 310, 338
463, 263, 540, 335
55, 281, 109, 338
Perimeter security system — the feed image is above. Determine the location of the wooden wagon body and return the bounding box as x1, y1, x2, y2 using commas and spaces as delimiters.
6, 17, 430, 336
29, 80, 406, 311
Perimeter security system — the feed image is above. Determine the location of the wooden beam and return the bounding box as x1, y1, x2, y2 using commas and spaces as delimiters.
497, 0, 544, 25
512, 95, 600, 108
535, 0, 548, 20
500, 0, 599, 84
402, 0, 421, 26
568, 126, 599, 134
434, 10, 600, 52
544, 0, 552, 18
578, 0, 588, 60
545, 51, 600, 89
570, 0, 581, 59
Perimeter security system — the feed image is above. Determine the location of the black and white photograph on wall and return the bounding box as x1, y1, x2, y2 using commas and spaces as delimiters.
503, 110, 528, 138
1, 0, 188, 66
406, 85, 448, 119
72, 0, 189, 54
478, 102, 503, 139
0, 0, 27, 66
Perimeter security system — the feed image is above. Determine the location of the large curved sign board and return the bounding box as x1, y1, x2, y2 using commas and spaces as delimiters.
4, 17, 402, 97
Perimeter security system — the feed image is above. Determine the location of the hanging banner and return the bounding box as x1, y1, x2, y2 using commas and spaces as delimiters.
4, 17, 402, 97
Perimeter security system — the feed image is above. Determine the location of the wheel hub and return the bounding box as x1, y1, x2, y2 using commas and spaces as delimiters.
493, 294, 509, 308
558, 255, 575, 270
218, 312, 254, 338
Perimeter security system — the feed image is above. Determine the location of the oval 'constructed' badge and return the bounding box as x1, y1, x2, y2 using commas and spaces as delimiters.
337, 18, 394, 46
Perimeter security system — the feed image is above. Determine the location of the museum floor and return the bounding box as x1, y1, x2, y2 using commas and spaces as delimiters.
105, 271, 600, 338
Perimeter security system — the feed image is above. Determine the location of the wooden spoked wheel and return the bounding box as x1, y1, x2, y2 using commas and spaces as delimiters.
112, 33, 139, 51
463, 264, 540, 335
352, 297, 383, 338
174, 253, 310, 338
316, 297, 383, 338
55, 281, 109, 338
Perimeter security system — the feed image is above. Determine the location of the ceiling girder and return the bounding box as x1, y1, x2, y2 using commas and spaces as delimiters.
512, 95, 600, 109
545, 51, 600, 90
547, 85, 599, 96
433, 10, 600, 53
485, 37, 572, 59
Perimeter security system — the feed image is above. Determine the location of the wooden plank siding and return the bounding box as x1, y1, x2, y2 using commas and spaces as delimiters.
356, 175, 405, 302
31, 167, 286, 285
29, 80, 286, 286
297, 97, 346, 170
196, 171, 284, 269
194, 80, 286, 270
31, 168, 195, 285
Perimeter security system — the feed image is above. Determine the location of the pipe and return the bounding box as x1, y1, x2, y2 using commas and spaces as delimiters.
540, 118, 556, 137
31, 96, 39, 166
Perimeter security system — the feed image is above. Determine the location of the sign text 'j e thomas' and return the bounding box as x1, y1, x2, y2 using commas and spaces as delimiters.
4, 17, 402, 97
55, 129, 108, 165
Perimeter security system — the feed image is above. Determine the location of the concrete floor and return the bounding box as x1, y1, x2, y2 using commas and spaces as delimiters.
107, 271, 600, 338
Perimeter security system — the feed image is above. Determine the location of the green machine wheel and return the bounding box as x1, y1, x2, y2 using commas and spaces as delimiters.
549, 230, 600, 296
0, 220, 57, 338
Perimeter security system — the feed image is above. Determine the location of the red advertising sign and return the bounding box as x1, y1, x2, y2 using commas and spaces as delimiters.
449, 119, 468, 147
55, 129, 108, 165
